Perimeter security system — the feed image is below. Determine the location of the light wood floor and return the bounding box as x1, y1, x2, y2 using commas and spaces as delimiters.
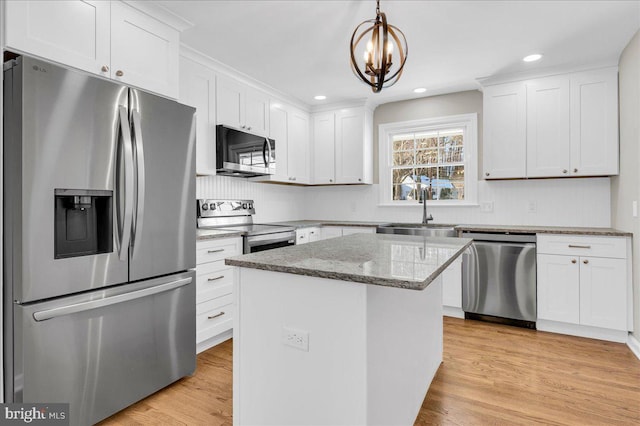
100, 317, 640, 425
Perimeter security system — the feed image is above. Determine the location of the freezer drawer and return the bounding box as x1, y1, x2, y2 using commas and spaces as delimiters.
8, 271, 195, 426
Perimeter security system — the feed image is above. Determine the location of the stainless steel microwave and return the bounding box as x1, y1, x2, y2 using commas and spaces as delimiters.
216, 125, 275, 177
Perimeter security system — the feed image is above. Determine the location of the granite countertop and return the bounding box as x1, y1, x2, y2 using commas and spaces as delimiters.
225, 233, 472, 290
196, 228, 244, 240
455, 224, 632, 237
268, 220, 384, 228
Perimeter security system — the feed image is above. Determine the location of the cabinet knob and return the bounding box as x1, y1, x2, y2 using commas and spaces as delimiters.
247, 126, 252, 131
101, 65, 109, 72
571, 259, 577, 264
485, 172, 490, 177
562, 169, 568, 174
292, 177, 296, 181
574, 168, 578, 173
358, 178, 362, 182
241, 125, 246, 129
583, 259, 589, 264
115, 70, 124, 77
329, 179, 333, 182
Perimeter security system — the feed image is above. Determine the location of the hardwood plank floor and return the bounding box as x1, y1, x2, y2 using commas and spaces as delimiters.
100, 317, 640, 425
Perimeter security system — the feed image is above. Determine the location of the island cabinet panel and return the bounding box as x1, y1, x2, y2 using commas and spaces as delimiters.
196, 237, 241, 353
536, 234, 630, 342
442, 258, 463, 317
234, 268, 443, 426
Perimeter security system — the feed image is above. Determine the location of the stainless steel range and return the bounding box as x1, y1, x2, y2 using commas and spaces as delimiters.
197, 199, 296, 253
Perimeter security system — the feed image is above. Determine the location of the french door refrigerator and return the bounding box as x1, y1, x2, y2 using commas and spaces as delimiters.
3, 55, 196, 425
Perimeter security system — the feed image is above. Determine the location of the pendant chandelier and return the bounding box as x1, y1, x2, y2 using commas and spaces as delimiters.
350, 0, 408, 93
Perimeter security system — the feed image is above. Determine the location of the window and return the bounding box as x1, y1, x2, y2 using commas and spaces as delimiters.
379, 114, 478, 206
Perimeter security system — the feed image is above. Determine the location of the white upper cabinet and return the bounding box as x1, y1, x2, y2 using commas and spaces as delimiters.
482, 67, 619, 179
287, 108, 311, 184
267, 102, 290, 182
311, 106, 373, 185
526, 76, 571, 177
216, 75, 269, 136
4, 1, 180, 99
482, 83, 527, 179
110, 2, 179, 98
179, 56, 217, 175
5, 1, 110, 75
312, 112, 336, 184
570, 68, 619, 176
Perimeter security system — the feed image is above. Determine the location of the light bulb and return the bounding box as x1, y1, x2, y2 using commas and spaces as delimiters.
366, 40, 373, 53
387, 41, 393, 54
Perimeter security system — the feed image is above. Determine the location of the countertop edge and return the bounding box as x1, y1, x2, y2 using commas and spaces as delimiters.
225, 239, 472, 291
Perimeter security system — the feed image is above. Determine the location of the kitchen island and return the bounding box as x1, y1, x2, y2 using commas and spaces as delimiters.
226, 233, 471, 426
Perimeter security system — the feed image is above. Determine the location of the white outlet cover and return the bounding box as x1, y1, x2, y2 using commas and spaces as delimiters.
527, 201, 537, 213
480, 201, 494, 212
282, 326, 309, 352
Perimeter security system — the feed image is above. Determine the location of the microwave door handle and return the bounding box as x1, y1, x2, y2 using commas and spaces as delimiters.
117, 106, 134, 261
131, 110, 145, 259
265, 138, 272, 168
262, 138, 268, 168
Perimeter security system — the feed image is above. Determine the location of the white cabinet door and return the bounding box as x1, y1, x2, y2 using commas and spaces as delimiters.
287, 109, 311, 184
179, 57, 216, 175
579, 257, 627, 330
111, 2, 179, 99
216, 75, 244, 129
537, 254, 580, 324
526, 76, 571, 178
570, 68, 619, 176
268, 102, 289, 181
308, 227, 321, 242
296, 229, 309, 245
245, 88, 269, 136
335, 109, 365, 184
442, 258, 462, 308
482, 83, 527, 179
5, 0, 110, 76
342, 227, 375, 236
312, 112, 336, 184
320, 227, 343, 240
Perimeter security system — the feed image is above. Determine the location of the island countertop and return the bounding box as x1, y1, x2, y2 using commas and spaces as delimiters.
225, 233, 472, 290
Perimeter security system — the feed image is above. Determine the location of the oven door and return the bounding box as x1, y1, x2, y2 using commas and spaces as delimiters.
245, 231, 296, 253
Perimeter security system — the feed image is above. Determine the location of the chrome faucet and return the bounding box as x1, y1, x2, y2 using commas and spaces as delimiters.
420, 187, 434, 225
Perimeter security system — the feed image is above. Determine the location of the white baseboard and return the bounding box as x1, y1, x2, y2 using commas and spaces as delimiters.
628, 333, 640, 360
537, 319, 628, 343
443, 306, 464, 319
196, 329, 233, 354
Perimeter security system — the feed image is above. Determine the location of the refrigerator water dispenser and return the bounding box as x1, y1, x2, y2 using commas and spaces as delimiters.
54, 189, 113, 259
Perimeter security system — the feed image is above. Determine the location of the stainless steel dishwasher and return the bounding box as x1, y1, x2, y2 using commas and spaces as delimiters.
462, 232, 537, 328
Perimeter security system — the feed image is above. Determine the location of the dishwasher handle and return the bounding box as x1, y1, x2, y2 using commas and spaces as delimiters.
462, 232, 536, 243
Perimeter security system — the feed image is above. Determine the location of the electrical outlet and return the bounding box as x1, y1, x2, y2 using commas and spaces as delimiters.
480, 201, 494, 212
282, 327, 309, 352
527, 201, 537, 213
633, 201, 638, 218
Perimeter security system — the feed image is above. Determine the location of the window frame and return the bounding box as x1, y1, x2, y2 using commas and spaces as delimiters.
378, 113, 478, 207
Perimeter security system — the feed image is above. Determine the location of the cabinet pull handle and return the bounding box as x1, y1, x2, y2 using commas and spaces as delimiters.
573, 168, 578, 173
562, 169, 568, 174
115, 70, 124, 77
101, 65, 109, 72
207, 311, 225, 320
583, 259, 589, 264
358, 178, 362, 182
571, 259, 577, 264
568, 244, 591, 249
207, 275, 224, 282
485, 172, 490, 177
208, 249, 225, 254
329, 179, 333, 182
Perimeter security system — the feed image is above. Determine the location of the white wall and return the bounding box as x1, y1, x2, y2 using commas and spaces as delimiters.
611, 29, 640, 340
303, 91, 611, 228
197, 175, 306, 223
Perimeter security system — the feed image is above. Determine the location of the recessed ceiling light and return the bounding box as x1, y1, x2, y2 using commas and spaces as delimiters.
523, 54, 543, 62
413, 87, 427, 94
314, 95, 327, 100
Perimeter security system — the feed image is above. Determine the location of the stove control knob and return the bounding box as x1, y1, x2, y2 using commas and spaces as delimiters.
242, 203, 248, 209
249, 203, 254, 209
209, 203, 216, 210
201, 204, 209, 211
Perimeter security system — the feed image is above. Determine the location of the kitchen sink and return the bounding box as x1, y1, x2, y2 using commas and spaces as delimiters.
377, 223, 458, 238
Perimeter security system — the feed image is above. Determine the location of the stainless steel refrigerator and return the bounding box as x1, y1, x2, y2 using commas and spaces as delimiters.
3, 55, 196, 425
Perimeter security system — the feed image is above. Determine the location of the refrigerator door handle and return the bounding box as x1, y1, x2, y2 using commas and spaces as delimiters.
131, 109, 146, 259
32, 277, 192, 321
117, 106, 135, 261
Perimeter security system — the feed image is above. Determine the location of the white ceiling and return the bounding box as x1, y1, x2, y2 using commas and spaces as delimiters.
158, 0, 640, 107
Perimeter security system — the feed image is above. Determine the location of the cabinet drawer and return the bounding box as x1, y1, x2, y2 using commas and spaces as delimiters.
196, 263, 235, 303
196, 294, 234, 343
196, 238, 242, 264
537, 234, 627, 259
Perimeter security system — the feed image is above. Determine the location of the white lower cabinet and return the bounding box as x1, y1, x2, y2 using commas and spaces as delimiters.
536, 234, 631, 342
320, 226, 375, 240
296, 227, 321, 245
196, 237, 242, 353
442, 258, 463, 317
